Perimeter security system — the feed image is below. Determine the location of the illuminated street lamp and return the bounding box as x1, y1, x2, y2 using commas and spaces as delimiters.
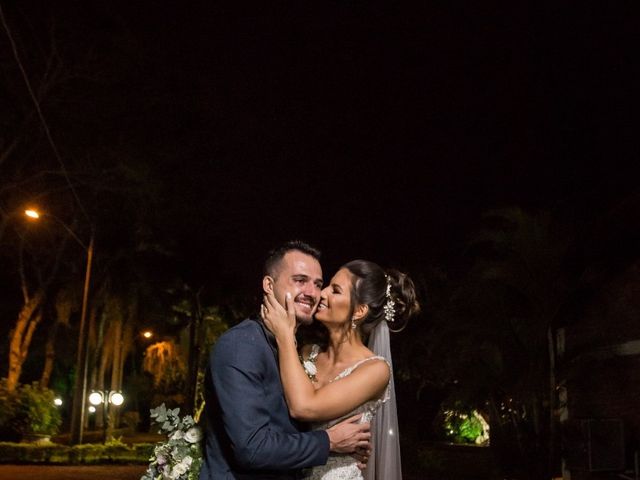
142, 330, 153, 339
54, 397, 63, 406
25, 207, 95, 445
89, 390, 125, 442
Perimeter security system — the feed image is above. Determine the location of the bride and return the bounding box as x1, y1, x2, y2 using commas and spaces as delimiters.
261, 259, 419, 480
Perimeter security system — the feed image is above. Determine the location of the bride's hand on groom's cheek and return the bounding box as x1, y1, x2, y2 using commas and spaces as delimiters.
261, 291, 296, 337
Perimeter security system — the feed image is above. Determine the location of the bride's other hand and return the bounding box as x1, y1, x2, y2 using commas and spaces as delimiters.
261, 291, 296, 339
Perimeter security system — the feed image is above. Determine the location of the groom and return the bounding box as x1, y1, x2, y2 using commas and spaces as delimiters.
199, 240, 371, 479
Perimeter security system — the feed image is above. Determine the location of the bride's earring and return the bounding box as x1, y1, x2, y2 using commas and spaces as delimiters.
351, 318, 357, 330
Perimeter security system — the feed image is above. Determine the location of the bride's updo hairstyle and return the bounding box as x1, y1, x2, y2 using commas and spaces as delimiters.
342, 260, 420, 336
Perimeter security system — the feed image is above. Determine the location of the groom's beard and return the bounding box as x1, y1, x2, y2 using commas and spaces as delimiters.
294, 293, 317, 326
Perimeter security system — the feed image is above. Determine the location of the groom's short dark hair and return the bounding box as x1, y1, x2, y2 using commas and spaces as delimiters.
263, 240, 321, 278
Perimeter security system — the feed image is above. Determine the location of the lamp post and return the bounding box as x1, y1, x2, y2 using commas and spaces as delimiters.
88, 390, 124, 443
25, 208, 95, 445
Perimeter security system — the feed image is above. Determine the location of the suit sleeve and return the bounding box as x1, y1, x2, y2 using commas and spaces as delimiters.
212, 332, 330, 470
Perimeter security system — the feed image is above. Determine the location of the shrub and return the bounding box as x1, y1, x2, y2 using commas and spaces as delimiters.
0, 379, 19, 441
433, 400, 490, 445
11, 382, 62, 438
0, 441, 154, 464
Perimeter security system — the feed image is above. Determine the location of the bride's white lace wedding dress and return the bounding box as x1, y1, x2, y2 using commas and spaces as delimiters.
302, 345, 390, 480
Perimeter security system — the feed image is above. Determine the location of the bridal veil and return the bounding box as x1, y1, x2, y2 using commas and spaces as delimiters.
365, 319, 402, 480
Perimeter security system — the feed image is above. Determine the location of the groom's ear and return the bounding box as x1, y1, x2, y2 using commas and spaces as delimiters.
262, 275, 275, 294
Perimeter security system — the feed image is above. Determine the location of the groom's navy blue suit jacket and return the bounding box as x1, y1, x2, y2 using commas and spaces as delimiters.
199, 318, 330, 479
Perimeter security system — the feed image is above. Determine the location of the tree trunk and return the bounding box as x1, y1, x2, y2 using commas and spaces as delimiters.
119, 322, 133, 388
40, 287, 76, 388
110, 316, 122, 391
548, 326, 560, 477
39, 321, 59, 388
81, 307, 97, 430
107, 316, 123, 439
6, 290, 45, 392
89, 305, 106, 402
95, 320, 113, 430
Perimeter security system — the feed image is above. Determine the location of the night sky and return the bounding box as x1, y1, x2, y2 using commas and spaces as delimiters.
4, 1, 638, 298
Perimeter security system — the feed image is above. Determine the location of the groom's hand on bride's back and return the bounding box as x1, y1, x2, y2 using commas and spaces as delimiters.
352, 445, 372, 471
326, 413, 371, 454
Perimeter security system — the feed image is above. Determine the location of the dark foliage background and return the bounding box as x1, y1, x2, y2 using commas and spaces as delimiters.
1, 1, 638, 477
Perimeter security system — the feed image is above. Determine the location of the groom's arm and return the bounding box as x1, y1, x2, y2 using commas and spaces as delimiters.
212, 332, 329, 471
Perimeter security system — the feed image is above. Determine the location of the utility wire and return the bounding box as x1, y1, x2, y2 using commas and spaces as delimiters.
0, 2, 91, 224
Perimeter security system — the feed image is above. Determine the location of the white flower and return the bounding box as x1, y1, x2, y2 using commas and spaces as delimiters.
184, 426, 203, 443
173, 462, 188, 477
303, 360, 317, 376
142, 403, 204, 480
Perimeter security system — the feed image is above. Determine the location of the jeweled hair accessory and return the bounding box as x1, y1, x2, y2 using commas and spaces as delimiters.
383, 275, 396, 322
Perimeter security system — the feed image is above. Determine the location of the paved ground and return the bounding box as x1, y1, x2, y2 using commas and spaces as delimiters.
0, 433, 485, 479
0, 465, 147, 480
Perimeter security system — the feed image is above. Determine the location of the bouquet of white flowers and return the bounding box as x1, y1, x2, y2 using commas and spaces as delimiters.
140, 404, 203, 480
